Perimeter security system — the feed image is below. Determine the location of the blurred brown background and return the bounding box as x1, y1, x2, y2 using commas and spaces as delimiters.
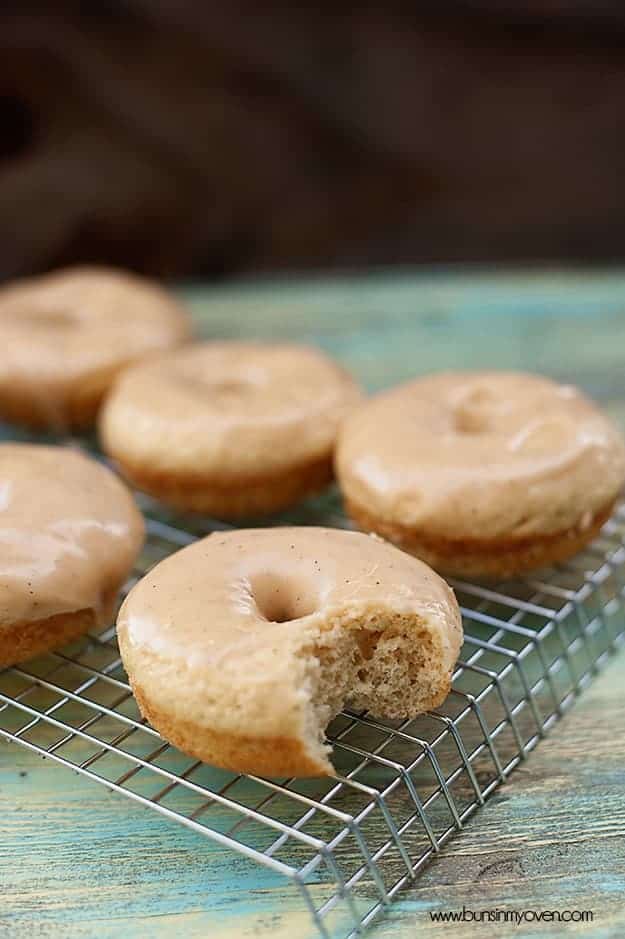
2, 1, 625, 281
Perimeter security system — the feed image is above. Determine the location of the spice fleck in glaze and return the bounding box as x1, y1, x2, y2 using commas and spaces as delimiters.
118, 527, 463, 776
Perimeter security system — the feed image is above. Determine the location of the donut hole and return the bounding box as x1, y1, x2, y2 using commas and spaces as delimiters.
251, 572, 319, 623
211, 379, 251, 396
451, 385, 498, 434
19, 309, 77, 329
177, 373, 253, 401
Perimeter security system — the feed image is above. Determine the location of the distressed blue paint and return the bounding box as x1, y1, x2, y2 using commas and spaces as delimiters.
1, 268, 624, 938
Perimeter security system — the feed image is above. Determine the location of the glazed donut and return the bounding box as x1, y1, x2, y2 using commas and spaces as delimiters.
0, 266, 191, 430
0, 443, 144, 668
117, 527, 462, 777
336, 371, 625, 578
100, 341, 362, 518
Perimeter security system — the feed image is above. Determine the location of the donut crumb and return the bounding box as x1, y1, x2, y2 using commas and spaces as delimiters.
298, 611, 448, 773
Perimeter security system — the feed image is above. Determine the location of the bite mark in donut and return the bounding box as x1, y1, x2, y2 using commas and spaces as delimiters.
117, 527, 463, 777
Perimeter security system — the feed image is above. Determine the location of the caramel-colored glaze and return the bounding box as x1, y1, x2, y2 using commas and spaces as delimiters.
100, 341, 363, 478
117, 527, 462, 739
0, 444, 144, 628
0, 266, 191, 428
336, 371, 625, 540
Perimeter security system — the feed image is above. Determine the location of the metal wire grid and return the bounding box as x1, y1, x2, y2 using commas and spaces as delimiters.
1, 449, 624, 938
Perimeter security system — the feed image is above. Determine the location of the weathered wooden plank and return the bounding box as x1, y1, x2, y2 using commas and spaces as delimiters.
371, 653, 625, 937
1, 270, 624, 938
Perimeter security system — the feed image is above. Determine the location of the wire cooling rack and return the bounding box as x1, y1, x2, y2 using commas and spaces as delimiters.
1, 431, 624, 938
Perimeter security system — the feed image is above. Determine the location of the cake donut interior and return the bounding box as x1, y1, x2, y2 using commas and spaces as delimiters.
117, 527, 463, 777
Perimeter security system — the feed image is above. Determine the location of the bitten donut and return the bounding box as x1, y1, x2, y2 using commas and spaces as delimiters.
336, 371, 625, 578
0, 443, 144, 668
117, 527, 462, 777
0, 266, 191, 430
100, 341, 362, 517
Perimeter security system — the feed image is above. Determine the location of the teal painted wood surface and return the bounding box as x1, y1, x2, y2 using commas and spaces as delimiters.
1, 269, 624, 938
